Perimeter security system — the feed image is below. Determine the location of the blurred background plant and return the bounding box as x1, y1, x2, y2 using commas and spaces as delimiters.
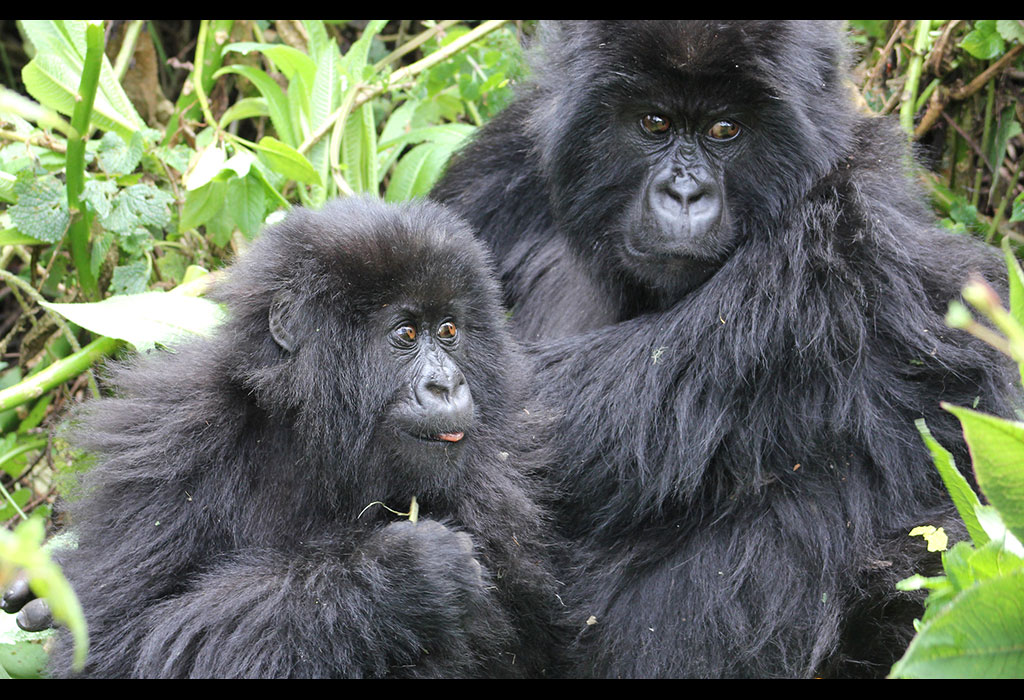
0, 19, 1020, 678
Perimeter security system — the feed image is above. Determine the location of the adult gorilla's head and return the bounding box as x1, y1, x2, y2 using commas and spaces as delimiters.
526, 20, 857, 298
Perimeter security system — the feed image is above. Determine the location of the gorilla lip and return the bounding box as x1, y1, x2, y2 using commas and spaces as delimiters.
434, 432, 465, 442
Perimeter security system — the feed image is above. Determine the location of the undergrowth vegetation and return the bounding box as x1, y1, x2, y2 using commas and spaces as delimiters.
0, 19, 1020, 679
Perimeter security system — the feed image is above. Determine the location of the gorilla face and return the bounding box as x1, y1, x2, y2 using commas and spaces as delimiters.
621, 109, 742, 293
532, 20, 856, 301
378, 309, 475, 463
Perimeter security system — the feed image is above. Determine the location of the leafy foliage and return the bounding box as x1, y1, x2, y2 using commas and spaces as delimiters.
891, 243, 1024, 679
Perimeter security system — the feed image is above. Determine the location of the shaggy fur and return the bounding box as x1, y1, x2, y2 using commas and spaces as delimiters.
49, 198, 565, 678
434, 21, 1020, 677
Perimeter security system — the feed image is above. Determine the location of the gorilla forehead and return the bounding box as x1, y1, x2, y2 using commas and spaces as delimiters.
545, 20, 847, 106
233, 198, 499, 313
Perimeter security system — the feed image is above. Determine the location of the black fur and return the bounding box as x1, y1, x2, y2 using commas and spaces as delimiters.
435, 21, 1020, 677
50, 198, 565, 678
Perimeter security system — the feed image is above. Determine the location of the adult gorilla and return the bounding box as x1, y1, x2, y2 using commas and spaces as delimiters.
32, 199, 566, 678
434, 21, 1019, 677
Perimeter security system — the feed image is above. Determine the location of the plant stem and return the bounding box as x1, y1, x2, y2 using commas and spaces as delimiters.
65, 20, 104, 300
0, 336, 121, 412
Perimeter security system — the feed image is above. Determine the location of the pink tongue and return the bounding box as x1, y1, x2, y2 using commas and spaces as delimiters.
435, 432, 464, 442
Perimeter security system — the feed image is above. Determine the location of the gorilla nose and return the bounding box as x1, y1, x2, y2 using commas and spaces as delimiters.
652, 172, 722, 240
415, 368, 474, 421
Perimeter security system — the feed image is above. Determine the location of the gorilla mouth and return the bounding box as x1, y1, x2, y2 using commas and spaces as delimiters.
411, 430, 466, 444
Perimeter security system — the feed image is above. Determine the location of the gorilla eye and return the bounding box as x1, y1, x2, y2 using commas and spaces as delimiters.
641, 114, 671, 135
437, 321, 458, 341
707, 120, 740, 141
394, 325, 417, 344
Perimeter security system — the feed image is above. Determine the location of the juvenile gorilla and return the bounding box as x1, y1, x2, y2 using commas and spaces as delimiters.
434, 21, 1019, 677
44, 198, 565, 678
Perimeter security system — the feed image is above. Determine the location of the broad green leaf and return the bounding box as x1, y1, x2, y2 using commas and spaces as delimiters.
944, 404, 1024, 546
385, 140, 462, 203
961, 20, 1006, 60
228, 173, 266, 238
8, 173, 69, 243
254, 137, 321, 186
180, 180, 227, 234
40, 292, 226, 352
890, 570, 1024, 678
916, 418, 988, 546
218, 97, 270, 130
19, 20, 142, 139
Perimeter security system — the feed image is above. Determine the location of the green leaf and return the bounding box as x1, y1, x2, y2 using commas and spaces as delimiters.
385, 140, 462, 203
890, 570, 1024, 678
8, 172, 69, 243
96, 131, 143, 177
217, 96, 270, 130
996, 20, 1024, 44
916, 418, 988, 546
944, 404, 1024, 546
109, 260, 150, 296
40, 292, 226, 353
342, 101, 377, 194
0, 228, 46, 247
961, 20, 1006, 60
224, 42, 317, 87
19, 20, 143, 139
227, 173, 266, 238
254, 136, 321, 186
213, 65, 295, 146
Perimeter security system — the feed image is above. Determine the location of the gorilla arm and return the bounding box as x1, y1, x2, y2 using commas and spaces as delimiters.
129, 520, 512, 679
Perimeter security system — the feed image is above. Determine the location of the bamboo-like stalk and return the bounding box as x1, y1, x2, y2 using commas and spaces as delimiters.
900, 20, 932, 136
65, 20, 104, 300
0, 336, 121, 412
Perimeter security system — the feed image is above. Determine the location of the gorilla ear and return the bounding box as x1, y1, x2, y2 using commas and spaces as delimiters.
269, 290, 299, 353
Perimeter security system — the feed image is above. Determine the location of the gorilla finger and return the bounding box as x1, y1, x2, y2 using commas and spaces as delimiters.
1, 574, 35, 614
16, 598, 53, 632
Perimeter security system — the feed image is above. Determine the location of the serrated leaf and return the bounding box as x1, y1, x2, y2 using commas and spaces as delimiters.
8, 173, 68, 243
102, 184, 172, 235
81, 178, 117, 219
40, 292, 226, 352
944, 404, 1024, 546
96, 131, 143, 176
109, 260, 149, 296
